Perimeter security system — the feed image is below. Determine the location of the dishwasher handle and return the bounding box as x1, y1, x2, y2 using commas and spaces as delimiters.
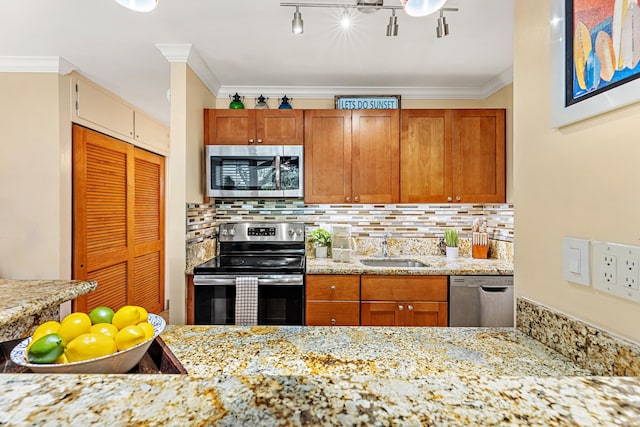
480, 286, 509, 293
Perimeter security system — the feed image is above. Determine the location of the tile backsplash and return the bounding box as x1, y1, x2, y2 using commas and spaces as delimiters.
186, 199, 513, 268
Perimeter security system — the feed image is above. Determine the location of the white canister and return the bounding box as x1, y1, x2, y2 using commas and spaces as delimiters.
446, 247, 459, 258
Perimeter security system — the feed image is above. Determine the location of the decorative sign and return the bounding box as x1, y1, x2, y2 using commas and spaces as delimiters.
335, 95, 401, 110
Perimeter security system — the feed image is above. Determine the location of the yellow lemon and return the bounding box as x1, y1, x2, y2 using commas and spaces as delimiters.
55, 353, 69, 364
134, 306, 148, 323
111, 306, 141, 330
65, 333, 117, 362
90, 323, 119, 339
31, 320, 61, 342
58, 312, 92, 343
137, 321, 155, 340
114, 325, 146, 351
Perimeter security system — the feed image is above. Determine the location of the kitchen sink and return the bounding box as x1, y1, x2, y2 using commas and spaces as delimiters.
360, 258, 429, 268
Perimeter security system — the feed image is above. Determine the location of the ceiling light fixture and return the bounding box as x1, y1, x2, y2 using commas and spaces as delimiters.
386, 9, 399, 37
292, 6, 304, 34
436, 7, 458, 38
400, 0, 446, 18
114, 0, 158, 12
281, 1, 457, 38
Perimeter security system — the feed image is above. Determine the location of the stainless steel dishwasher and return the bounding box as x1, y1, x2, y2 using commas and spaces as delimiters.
449, 275, 514, 327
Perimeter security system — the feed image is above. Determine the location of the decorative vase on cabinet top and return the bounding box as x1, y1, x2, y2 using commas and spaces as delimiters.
229, 93, 245, 109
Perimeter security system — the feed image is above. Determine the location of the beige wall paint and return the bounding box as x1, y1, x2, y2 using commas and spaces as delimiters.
514, 2, 640, 343
186, 67, 216, 203
0, 73, 71, 280
167, 64, 216, 325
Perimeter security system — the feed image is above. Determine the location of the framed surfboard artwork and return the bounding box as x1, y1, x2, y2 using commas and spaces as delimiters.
551, 0, 640, 127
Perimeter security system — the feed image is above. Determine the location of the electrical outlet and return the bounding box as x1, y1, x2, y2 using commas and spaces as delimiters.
592, 241, 640, 303
603, 255, 617, 284
622, 257, 639, 289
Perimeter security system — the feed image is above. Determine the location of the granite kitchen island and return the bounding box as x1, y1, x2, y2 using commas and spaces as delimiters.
1, 325, 639, 426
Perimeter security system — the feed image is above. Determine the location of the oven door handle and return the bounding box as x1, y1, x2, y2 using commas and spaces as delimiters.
193, 276, 304, 286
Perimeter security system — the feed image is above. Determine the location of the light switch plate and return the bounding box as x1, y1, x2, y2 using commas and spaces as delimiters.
563, 237, 591, 286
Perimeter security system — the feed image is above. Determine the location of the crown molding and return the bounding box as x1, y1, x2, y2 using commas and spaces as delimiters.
156, 43, 221, 96
216, 80, 512, 100
0, 56, 76, 74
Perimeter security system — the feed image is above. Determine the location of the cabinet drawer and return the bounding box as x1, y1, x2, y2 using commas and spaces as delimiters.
306, 275, 360, 300
306, 302, 360, 326
361, 275, 447, 301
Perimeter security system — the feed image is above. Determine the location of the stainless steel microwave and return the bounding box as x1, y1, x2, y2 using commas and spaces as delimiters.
205, 145, 304, 198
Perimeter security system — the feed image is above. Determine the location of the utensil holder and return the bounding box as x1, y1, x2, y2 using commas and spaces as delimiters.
472, 245, 489, 259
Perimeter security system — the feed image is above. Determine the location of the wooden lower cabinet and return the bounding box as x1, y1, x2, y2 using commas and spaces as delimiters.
306, 275, 360, 326
361, 301, 448, 326
360, 275, 448, 327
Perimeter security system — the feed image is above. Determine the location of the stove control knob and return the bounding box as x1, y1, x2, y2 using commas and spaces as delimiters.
229, 229, 235, 236
221, 229, 228, 236
288, 229, 295, 236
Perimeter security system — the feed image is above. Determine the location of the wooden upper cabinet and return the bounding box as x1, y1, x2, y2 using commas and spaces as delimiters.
400, 109, 452, 203
400, 109, 505, 203
452, 109, 506, 203
352, 110, 400, 203
304, 110, 352, 204
204, 109, 303, 145
304, 109, 399, 204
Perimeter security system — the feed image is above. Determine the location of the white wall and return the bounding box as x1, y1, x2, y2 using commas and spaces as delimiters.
514, 2, 640, 343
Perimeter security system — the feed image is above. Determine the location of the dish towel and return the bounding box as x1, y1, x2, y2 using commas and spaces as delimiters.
235, 276, 259, 326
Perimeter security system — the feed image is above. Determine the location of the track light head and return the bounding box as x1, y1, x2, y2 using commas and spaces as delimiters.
436, 9, 450, 38
292, 6, 304, 34
386, 9, 398, 37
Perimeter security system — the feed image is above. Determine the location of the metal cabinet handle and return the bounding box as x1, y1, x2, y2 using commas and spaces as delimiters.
330, 319, 336, 325
346, 196, 351, 202
456, 196, 461, 201
257, 139, 263, 144
330, 285, 336, 291
398, 305, 404, 311
408, 305, 414, 311
248, 139, 254, 144
354, 196, 359, 202
447, 196, 452, 202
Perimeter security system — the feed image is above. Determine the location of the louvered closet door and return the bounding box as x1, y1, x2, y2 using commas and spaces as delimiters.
132, 147, 164, 314
73, 125, 164, 314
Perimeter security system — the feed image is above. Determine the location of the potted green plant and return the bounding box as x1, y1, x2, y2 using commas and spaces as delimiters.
309, 228, 332, 258
444, 228, 459, 258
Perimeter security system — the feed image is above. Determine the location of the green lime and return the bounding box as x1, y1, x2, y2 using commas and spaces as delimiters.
27, 333, 66, 364
88, 306, 115, 325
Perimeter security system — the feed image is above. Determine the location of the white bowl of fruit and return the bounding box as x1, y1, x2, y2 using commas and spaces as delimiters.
10, 305, 165, 374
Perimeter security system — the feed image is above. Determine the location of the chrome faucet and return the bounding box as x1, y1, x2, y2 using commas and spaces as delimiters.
381, 234, 389, 258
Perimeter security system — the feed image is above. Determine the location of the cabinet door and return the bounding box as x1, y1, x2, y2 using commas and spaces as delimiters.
75, 78, 135, 141
400, 110, 452, 203
405, 302, 448, 326
204, 109, 256, 145
306, 275, 360, 300
351, 110, 400, 203
134, 110, 169, 154
256, 110, 303, 145
361, 276, 448, 301
305, 302, 360, 326
304, 110, 352, 203
361, 302, 402, 326
452, 109, 506, 202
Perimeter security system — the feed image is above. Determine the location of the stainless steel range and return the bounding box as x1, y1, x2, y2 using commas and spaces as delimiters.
193, 222, 306, 325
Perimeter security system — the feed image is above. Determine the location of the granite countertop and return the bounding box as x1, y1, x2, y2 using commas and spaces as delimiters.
1, 325, 639, 425
0, 279, 98, 341
307, 254, 514, 275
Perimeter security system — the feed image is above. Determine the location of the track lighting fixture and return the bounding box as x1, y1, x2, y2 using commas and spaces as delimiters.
386, 9, 398, 37
292, 6, 304, 34
281, 1, 456, 38
436, 7, 457, 38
